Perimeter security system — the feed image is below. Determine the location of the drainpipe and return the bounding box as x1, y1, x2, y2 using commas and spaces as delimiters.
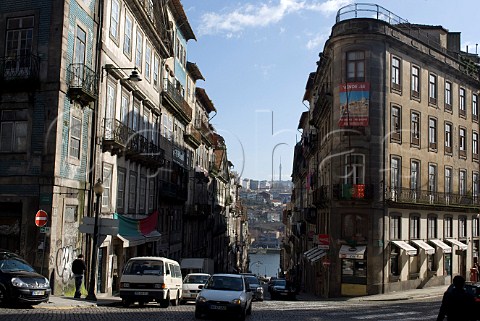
381, 43, 387, 294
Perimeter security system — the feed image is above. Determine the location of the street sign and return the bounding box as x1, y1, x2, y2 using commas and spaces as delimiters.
318, 234, 330, 250
35, 210, 48, 227
79, 217, 119, 236
39, 227, 51, 234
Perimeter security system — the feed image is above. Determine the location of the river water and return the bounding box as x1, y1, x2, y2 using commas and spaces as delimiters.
248, 252, 281, 278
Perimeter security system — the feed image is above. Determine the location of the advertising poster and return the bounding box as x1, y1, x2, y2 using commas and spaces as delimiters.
338, 82, 370, 127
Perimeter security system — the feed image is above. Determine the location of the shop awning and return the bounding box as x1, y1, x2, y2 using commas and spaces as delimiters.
303, 246, 320, 258
310, 250, 326, 263
117, 231, 162, 248
445, 239, 467, 251
429, 239, 452, 253
339, 245, 366, 259
391, 241, 417, 256
411, 240, 435, 255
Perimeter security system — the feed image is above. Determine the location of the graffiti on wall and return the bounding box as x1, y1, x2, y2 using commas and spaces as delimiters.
55, 245, 79, 284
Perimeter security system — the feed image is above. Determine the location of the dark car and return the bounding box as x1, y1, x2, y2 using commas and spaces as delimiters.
195, 273, 253, 320
268, 278, 295, 300
465, 282, 480, 319
0, 250, 50, 306
241, 274, 264, 301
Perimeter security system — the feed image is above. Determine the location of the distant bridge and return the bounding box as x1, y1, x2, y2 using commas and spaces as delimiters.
248, 247, 281, 255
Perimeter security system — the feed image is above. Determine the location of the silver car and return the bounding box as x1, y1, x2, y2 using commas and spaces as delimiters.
241, 274, 264, 301
195, 274, 253, 320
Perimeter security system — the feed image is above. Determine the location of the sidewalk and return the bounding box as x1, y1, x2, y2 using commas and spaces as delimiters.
36, 285, 449, 309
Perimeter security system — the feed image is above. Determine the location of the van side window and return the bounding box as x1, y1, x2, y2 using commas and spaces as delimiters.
173, 265, 181, 278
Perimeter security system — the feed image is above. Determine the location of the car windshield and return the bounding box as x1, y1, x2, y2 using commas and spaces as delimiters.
0, 258, 36, 273
185, 274, 209, 284
244, 275, 259, 285
274, 279, 286, 286
123, 260, 164, 275
205, 276, 244, 291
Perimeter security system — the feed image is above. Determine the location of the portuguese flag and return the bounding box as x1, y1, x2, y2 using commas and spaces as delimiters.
114, 211, 158, 237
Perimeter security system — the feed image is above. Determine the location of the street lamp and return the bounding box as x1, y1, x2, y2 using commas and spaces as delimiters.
249, 260, 263, 276
86, 179, 104, 301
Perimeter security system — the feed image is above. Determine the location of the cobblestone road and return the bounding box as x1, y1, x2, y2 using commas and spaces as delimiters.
0, 297, 443, 321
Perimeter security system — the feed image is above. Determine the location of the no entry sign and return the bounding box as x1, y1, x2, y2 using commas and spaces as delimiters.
35, 210, 48, 227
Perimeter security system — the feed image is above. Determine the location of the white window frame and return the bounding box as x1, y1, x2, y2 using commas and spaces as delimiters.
123, 13, 133, 57
109, 0, 120, 41
102, 163, 113, 208
69, 115, 82, 159
0, 109, 28, 153
344, 154, 365, 185
135, 30, 143, 72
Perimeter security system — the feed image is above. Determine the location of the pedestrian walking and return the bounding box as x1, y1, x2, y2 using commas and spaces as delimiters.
72, 254, 86, 298
436, 275, 475, 321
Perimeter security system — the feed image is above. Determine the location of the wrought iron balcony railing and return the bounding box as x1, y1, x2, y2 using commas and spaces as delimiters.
104, 118, 129, 147
0, 54, 40, 90
67, 63, 98, 105
162, 79, 192, 121
385, 187, 480, 208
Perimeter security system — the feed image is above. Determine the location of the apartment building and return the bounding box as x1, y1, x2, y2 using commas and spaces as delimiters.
288, 4, 480, 298
0, 0, 242, 296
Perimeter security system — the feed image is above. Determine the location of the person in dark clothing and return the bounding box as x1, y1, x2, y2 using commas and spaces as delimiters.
72, 254, 86, 298
437, 275, 475, 321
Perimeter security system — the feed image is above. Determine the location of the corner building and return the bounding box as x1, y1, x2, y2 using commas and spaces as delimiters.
293, 4, 480, 297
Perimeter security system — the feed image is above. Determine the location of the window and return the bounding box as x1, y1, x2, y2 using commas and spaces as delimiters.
391, 57, 401, 91
459, 170, 467, 196
109, 0, 120, 41
152, 115, 158, 144
139, 175, 146, 212
120, 92, 129, 125
0, 109, 28, 152
391, 157, 401, 193
344, 154, 365, 184
148, 178, 155, 212
123, 14, 132, 57
129, 172, 137, 212
459, 127, 467, 157
5, 16, 34, 72
445, 81, 452, 110
117, 167, 126, 213
346, 51, 365, 82
428, 164, 437, 195
132, 102, 140, 131
69, 116, 81, 159
473, 216, 479, 237
391, 106, 401, 141
474, 94, 478, 121
410, 160, 419, 192
74, 26, 86, 65
135, 31, 143, 72
429, 118, 437, 150
145, 42, 152, 81
411, 112, 420, 145
459, 88, 466, 116
429, 74, 437, 104
459, 216, 467, 238
428, 215, 437, 239
474, 172, 479, 202
410, 215, 420, 239
342, 213, 367, 240
474, 132, 479, 160
153, 54, 159, 88
445, 167, 452, 196
445, 122, 452, 154
411, 66, 420, 98
162, 113, 173, 140
390, 215, 401, 240
444, 217, 453, 238
102, 163, 113, 208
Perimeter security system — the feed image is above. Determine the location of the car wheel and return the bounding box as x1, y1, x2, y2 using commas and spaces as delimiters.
238, 308, 246, 321
160, 293, 170, 308
121, 299, 132, 308
195, 308, 202, 319
179, 299, 186, 305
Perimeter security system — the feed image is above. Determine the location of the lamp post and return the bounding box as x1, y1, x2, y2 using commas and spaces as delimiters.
249, 260, 263, 276
86, 179, 104, 301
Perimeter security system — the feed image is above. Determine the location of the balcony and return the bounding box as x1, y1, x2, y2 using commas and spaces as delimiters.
162, 79, 192, 123
385, 187, 480, 208
0, 54, 40, 92
313, 185, 329, 207
67, 63, 98, 106
184, 124, 202, 148
103, 118, 165, 167
332, 184, 374, 200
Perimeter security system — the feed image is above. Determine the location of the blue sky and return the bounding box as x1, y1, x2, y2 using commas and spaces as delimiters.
181, 0, 479, 181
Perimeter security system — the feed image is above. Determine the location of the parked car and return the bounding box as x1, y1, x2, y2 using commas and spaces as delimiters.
180, 273, 210, 304
268, 278, 296, 300
0, 250, 50, 306
195, 273, 253, 320
240, 273, 264, 301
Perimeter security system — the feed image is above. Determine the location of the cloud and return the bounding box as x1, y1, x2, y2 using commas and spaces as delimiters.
197, 0, 354, 36
306, 30, 329, 50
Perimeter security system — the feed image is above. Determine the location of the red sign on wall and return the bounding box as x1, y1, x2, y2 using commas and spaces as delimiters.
35, 210, 48, 227
318, 234, 330, 249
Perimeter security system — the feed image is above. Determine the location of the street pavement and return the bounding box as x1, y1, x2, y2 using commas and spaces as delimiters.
35, 284, 450, 309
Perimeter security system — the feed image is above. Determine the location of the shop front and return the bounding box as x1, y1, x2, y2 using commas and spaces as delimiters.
339, 245, 367, 296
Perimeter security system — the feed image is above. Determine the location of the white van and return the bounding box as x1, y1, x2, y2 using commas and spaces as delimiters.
119, 257, 183, 308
